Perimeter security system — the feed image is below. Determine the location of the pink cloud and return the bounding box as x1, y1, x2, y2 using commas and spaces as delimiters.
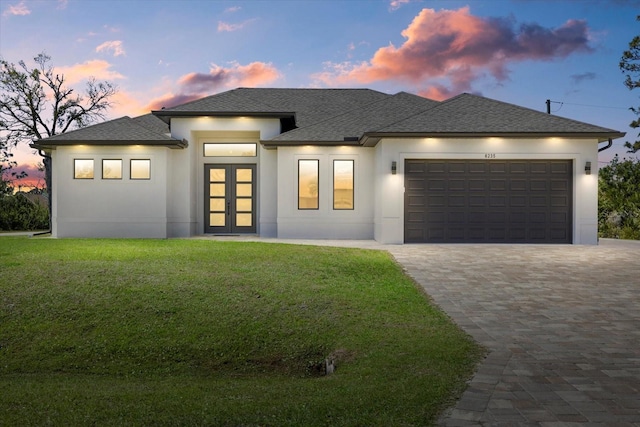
313, 7, 593, 99
96, 40, 126, 57
55, 59, 125, 85
2, 1, 30, 16
145, 61, 281, 110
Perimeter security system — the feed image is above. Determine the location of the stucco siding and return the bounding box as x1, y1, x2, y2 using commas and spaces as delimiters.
52, 145, 168, 238
276, 146, 375, 239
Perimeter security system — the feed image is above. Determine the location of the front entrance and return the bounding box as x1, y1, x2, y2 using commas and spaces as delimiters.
205, 164, 256, 234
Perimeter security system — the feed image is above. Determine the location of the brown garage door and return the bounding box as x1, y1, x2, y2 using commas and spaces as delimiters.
404, 160, 572, 243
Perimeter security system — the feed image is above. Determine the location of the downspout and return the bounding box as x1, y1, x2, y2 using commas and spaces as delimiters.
598, 138, 613, 152
32, 149, 52, 236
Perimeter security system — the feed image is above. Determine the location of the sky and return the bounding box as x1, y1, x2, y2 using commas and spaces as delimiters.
1, 0, 639, 189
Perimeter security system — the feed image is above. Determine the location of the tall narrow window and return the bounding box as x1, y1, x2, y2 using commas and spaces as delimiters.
74, 159, 94, 179
333, 160, 354, 210
298, 159, 319, 210
102, 159, 122, 179
130, 159, 151, 180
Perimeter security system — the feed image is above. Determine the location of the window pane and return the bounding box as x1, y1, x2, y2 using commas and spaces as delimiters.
209, 168, 225, 182
210, 183, 226, 197
204, 143, 257, 157
236, 213, 252, 226
236, 168, 252, 182
236, 183, 252, 197
334, 160, 354, 210
298, 160, 319, 209
102, 159, 122, 179
74, 159, 94, 179
210, 213, 226, 226
130, 159, 151, 180
236, 198, 252, 211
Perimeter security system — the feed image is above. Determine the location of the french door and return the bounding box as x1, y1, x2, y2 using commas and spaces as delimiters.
205, 164, 256, 234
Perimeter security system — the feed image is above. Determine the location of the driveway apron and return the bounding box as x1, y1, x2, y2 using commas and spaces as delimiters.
386, 240, 640, 426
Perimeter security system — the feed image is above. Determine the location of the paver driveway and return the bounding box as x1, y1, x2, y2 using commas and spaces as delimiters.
387, 239, 640, 426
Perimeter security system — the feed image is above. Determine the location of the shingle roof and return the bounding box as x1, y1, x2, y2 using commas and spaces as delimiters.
33, 89, 625, 149
153, 87, 390, 128
32, 115, 185, 149
377, 93, 622, 136
267, 92, 439, 144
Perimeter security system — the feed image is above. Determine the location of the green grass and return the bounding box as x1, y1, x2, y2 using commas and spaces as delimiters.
0, 237, 483, 426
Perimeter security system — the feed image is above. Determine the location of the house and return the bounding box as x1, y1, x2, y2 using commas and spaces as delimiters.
32, 88, 624, 244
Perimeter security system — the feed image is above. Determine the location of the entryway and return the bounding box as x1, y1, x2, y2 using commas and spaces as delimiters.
204, 164, 256, 234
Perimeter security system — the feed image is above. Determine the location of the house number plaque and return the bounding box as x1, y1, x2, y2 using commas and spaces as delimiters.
484, 153, 496, 159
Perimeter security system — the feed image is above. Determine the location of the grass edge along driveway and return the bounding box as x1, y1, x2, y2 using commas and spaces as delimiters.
0, 237, 484, 426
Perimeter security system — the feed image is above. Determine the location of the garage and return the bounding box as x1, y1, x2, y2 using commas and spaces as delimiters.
404, 159, 573, 243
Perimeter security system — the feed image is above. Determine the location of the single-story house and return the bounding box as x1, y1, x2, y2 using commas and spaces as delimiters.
32, 88, 624, 244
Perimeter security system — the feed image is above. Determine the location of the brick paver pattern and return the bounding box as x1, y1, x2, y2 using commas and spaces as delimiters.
387, 240, 640, 426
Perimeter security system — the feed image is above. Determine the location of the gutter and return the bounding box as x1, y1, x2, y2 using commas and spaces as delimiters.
598, 138, 613, 152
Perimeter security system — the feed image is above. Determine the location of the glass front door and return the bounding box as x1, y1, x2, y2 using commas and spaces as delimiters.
205, 164, 256, 234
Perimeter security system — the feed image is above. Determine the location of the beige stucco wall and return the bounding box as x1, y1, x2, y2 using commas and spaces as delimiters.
276, 145, 375, 239
51, 145, 169, 238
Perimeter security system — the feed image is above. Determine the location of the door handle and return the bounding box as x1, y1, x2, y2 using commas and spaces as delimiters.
227, 200, 230, 215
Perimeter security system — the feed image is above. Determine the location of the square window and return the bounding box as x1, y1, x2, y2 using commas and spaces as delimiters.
102, 159, 122, 179
130, 159, 151, 180
74, 159, 94, 179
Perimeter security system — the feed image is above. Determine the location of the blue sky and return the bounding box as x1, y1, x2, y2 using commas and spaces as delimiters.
1, 0, 638, 187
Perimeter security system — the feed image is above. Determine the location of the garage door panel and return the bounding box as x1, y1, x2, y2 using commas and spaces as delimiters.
510, 179, 527, 191
404, 159, 572, 243
448, 196, 466, 207
510, 162, 527, 173
469, 196, 486, 207
530, 162, 548, 173
449, 179, 466, 191
406, 160, 427, 173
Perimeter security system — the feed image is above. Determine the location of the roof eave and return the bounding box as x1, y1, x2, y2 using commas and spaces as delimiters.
31, 139, 188, 150
261, 139, 361, 148
360, 131, 626, 147
152, 110, 296, 124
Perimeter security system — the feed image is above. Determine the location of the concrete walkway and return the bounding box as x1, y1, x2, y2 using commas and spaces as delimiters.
387, 239, 640, 426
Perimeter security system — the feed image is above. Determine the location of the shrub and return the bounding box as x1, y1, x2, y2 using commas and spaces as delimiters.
0, 193, 49, 231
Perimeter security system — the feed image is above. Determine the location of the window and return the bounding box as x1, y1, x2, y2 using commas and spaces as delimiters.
102, 159, 122, 179
74, 159, 94, 179
298, 159, 319, 210
204, 143, 257, 157
130, 159, 151, 180
333, 160, 354, 210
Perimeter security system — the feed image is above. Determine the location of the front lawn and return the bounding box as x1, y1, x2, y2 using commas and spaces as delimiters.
0, 237, 483, 426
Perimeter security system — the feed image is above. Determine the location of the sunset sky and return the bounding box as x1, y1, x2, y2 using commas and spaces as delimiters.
1, 0, 638, 189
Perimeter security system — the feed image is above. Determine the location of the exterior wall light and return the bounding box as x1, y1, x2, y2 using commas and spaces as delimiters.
585, 161, 592, 175
391, 161, 397, 174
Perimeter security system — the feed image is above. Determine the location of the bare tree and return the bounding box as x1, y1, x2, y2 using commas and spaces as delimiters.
0, 52, 117, 226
